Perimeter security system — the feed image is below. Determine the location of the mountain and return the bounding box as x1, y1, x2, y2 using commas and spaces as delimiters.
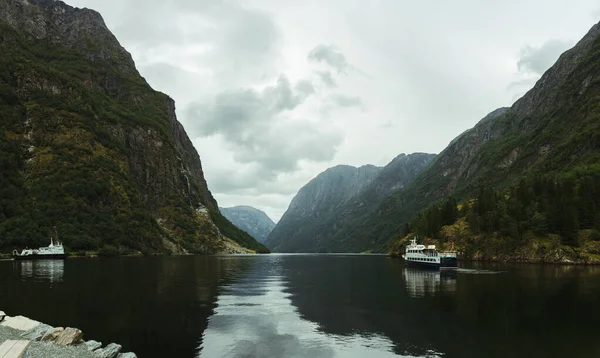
363, 20, 600, 254
219, 206, 276, 243
266, 154, 435, 252
0, 0, 268, 254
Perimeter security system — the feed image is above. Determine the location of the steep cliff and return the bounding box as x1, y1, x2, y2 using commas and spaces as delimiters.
375, 20, 600, 253
0, 0, 268, 254
266, 154, 435, 252
220, 206, 276, 243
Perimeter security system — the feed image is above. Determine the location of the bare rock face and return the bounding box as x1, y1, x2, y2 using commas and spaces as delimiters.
54, 327, 84, 346
0, 0, 137, 73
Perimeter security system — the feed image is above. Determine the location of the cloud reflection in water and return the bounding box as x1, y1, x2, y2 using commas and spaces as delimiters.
198, 270, 440, 358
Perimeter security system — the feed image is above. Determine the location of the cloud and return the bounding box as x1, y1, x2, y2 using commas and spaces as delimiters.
329, 94, 364, 108
316, 71, 337, 88
186, 75, 344, 179
104, 0, 282, 87
517, 39, 573, 74
308, 44, 351, 74
315, 71, 337, 88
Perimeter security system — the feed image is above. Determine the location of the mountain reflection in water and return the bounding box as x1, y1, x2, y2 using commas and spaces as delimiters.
199, 255, 444, 358
199, 275, 404, 358
2, 255, 600, 358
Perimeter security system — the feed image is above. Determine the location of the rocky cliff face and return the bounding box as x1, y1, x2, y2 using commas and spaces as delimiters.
0, 0, 268, 254
368, 20, 600, 253
266, 154, 434, 252
220, 206, 276, 243
286, 165, 382, 219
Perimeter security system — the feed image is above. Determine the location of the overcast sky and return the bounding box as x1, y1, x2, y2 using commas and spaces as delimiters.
68, 0, 600, 222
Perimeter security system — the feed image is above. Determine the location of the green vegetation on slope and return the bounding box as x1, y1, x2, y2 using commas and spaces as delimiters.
392, 166, 600, 263
343, 22, 600, 253
0, 11, 267, 254
0, 24, 167, 252
210, 211, 270, 253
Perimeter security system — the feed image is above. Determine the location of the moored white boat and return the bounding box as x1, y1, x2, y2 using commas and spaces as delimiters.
401, 237, 457, 269
12, 237, 66, 260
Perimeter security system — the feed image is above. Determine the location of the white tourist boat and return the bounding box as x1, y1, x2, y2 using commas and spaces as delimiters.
402, 237, 457, 268
12, 237, 66, 260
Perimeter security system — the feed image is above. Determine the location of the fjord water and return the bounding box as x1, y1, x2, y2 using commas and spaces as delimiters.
1, 256, 600, 357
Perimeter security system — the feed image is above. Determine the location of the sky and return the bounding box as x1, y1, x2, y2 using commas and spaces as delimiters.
67, 0, 600, 222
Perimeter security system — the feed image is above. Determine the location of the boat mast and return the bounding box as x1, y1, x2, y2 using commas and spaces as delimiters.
54, 226, 60, 246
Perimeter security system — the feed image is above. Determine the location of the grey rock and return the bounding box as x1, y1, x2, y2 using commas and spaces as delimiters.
20, 323, 53, 341
55, 327, 83, 346
93, 343, 122, 358
41, 327, 64, 342
0, 311, 5, 322
85, 340, 103, 351
117, 353, 137, 358
220, 206, 276, 243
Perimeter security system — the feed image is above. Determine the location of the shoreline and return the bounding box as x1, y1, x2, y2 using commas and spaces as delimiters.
388, 254, 600, 266
0, 312, 136, 358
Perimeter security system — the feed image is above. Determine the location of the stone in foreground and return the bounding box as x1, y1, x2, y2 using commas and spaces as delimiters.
117, 353, 137, 358
93, 343, 122, 358
0, 316, 41, 331
55, 327, 84, 346
41, 327, 65, 342
0, 339, 30, 357
20, 324, 53, 341
0, 311, 5, 322
86, 340, 103, 351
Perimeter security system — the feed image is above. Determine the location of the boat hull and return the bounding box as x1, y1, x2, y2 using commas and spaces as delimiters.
13, 254, 66, 260
404, 257, 457, 269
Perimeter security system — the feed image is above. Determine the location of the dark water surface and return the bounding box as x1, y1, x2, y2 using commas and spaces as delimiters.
1, 255, 600, 357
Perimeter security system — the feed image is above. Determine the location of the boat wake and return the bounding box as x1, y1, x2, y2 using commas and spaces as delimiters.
455, 268, 505, 275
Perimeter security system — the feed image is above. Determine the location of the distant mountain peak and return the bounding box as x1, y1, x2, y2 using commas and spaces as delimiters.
265, 152, 435, 252
220, 206, 276, 243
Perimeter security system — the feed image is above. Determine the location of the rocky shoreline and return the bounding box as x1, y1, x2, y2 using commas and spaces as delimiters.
0, 311, 135, 358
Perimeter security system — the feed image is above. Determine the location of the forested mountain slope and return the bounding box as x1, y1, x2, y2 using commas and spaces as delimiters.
0, 0, 268, 254
380, 20, 600, 254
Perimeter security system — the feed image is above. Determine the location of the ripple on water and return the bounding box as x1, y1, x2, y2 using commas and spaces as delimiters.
455, 268, 506, 275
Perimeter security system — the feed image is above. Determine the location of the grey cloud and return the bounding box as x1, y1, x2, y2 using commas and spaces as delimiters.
330, 94, 364, 108
308, 44, 350, 73
187, 76, 343, 178
210, 4, 281, 82
316, 71, 337, 88
262, 75, 309, 112
295, 80, 315, 97
109, 0, 281, 85
517, 39, 573, 74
